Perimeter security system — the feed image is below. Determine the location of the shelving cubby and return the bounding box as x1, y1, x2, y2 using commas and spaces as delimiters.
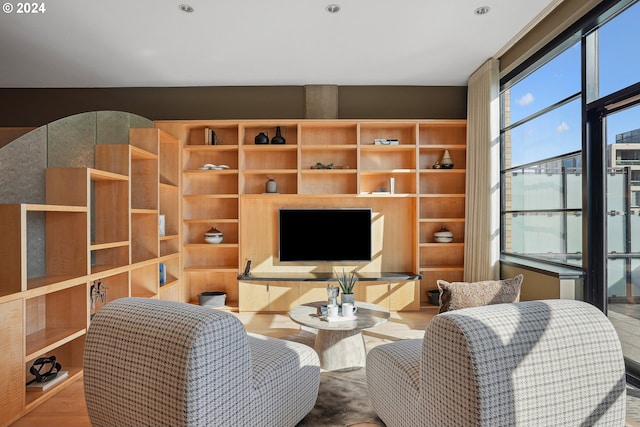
24, 282, 87, 409
130, 261, 159, 298
299, 140, 358, 194
152, 118, 467, 311
25, 205, 89, 291
89, 271, 129, 319
238, 123, 298, 195
358, 124, 417, 196
240, 145, 298, 195
299, 168, 358, 195
359, 122, 418, 147
159, 253, 181, 290
25, 333, 85, 410
184, 145, 239, 171
298, 122, 358, 194
416, 120, 467, 305
359, 170, 417, 195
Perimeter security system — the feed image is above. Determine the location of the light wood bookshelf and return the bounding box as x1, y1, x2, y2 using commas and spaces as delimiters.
155, 119, 467, 311
0, 127, 182, 427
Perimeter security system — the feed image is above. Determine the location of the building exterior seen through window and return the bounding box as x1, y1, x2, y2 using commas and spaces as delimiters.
500, 0, 640, 381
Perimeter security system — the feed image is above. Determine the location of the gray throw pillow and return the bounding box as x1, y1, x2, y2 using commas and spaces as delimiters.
437, 274, 524, 313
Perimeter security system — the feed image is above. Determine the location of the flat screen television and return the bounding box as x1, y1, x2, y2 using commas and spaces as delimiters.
279, 208, 372, 262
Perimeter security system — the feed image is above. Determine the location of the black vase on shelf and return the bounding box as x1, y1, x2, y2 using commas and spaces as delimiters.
255, 132, 269, 145
271, 126, 286, 144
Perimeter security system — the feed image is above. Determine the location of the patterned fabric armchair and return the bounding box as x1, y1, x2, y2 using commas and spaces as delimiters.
84, 298, 320, 427
366, 299, 627, 427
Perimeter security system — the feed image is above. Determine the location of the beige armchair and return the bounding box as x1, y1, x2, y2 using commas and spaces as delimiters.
366, 299, 626, 427
84, 298, 320, 427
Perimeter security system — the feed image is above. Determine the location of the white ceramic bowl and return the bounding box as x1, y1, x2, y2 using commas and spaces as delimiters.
204, 234, 223, 244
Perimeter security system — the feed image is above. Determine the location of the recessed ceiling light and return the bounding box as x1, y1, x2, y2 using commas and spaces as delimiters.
179, 4, 194, 13
474, 6, 490, 15
326, 4, 340, 13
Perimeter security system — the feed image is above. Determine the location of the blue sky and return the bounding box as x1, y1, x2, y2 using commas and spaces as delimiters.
506, 1, 640, 167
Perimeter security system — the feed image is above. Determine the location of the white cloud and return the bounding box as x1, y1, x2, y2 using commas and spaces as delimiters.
517, 93, 534, 106
556, 122, 569, 133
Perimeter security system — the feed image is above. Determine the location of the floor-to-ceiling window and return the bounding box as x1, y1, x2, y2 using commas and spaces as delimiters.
604, 104, 640, 377
501, 40, 582, 266
501, 0, 640, 384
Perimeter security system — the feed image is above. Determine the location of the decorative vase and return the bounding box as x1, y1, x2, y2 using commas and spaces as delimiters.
341, 293, 355, 305
327, 285, 339, 306
204, 226, 224, 244
265, 177, 278, 193
254, 132, 269, 144
440, 150, 454, 169
271, 126, 285, 144
433, 225, 453, 243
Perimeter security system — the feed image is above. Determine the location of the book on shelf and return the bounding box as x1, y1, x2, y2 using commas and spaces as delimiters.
204, 128, 217, 145
26, 371, 68, 392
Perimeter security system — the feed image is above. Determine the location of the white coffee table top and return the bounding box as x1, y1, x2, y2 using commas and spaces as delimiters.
289, 301, 390, 332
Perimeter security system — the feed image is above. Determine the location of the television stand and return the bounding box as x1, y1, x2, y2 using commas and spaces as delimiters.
237, 272, 421, 281
237, 272, 422, 312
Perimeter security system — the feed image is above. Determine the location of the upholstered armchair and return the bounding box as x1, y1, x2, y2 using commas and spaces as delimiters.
84, 298, 320, 427
367, 299, 626, 427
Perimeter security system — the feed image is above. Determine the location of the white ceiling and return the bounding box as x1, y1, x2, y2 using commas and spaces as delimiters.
0, 0, 559, 88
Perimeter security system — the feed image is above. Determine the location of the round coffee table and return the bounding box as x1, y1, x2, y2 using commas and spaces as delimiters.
289, 301, 390, 371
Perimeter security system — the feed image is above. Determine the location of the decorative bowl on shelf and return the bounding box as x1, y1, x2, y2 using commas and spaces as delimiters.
433, 226, 453, 243
204, 226, 224, 244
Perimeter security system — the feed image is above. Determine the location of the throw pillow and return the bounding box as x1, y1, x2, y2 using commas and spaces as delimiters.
436, 274, 523, 313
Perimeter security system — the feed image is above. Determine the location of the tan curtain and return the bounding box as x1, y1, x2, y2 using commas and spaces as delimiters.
464, 59, 500, 281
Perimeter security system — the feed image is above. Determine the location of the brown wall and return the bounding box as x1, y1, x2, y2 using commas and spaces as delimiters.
0, 85, 467, 127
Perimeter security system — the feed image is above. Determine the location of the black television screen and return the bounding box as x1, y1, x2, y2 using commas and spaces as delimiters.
279, 208, 372, 262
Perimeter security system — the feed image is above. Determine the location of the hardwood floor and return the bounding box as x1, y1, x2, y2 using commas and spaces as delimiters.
12, 306, 639, 426
10, 380, 89, 427
10, 308, 434, 427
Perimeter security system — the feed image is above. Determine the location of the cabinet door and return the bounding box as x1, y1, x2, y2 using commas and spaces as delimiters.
389, 281, 420, 311
239, 281, 269, 312
0, 299, 24, 426
267, 281, 299, 312
299, 283, 329, 306
355, 282, 390, 309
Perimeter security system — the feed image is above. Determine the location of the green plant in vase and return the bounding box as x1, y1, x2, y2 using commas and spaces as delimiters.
335, 268, 357, 305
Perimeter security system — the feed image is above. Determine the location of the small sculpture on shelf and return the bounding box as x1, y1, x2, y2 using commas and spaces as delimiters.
90, 279, 108, 310
311, 162, 349, 169
440, 150, 454, 169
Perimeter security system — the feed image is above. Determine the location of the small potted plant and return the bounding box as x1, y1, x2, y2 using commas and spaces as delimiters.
335, 268, 357, 305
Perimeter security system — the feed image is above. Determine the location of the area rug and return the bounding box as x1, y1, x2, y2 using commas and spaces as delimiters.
297, 368, 385, 427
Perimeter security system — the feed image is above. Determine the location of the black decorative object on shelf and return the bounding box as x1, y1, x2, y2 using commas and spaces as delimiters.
255, 132, 269, 144
271, 126, 285, 144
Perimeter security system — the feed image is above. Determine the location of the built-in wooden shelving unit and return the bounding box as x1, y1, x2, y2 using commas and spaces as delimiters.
155, 119, 467, 312
0, 128, 182, 427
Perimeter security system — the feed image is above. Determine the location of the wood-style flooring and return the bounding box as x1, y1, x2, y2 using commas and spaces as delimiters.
11, 306, 640, 427
10, 308, 435, 427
